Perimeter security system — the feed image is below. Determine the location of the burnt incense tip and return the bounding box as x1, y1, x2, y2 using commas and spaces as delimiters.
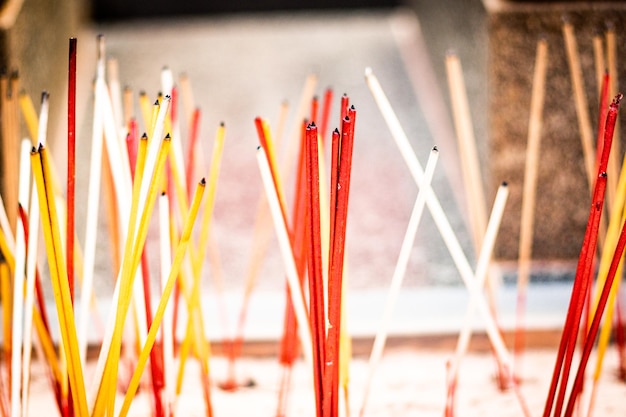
432, 146, 438, 152
309, 121, 317, 128
41, 91, 49, 101
256, 145, 261, 151
333, 127, 340, 134
30, 146, 36, 154
220, 121, 225, 127
153, 99, 159, 106
164, 95, 171, 101
164, 133, 172, 140
141, 132, 148, 139
38, 143, 44, 151
161, 191, 166, 196
613, 93, 623, 105
139, 90, 146, 96
501, 181, 508, 187
200, 178, 207, 186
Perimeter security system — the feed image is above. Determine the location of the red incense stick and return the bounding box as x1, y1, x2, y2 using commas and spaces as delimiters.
543, 94, 620, 417
276, 127, 309, 416
67, 37, 77, 303
306, 122, 326, 417
564, 183, 626, 417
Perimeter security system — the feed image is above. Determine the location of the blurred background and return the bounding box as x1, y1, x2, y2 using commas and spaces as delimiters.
2, 0, 624, 344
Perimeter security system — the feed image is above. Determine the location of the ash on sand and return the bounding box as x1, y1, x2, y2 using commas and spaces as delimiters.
25, 348, 625, 416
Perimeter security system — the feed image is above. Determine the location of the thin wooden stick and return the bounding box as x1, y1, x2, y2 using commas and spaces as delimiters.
118, 180, 206, 417
359, 147, 439, 417
606, 24, 620, 204
514, 38, 549, 375
592, 30, 605, 100
305, 122, 326, 417
67, 38, 77, 305
562, 21, 597, 193
445, 52, 487, 255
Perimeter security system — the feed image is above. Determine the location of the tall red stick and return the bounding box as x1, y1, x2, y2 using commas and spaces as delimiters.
67, 37, 77, 303
306, 122, 326, 417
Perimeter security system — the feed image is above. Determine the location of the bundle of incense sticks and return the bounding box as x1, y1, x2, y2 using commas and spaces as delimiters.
1, 18, 626, 417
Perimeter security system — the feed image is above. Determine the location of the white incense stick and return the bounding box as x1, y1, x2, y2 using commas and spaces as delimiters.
448, 183, 509, 388
256, 146, 313, 367
359, 146, 439, 417
365, 67, 512, 372
78, 68, 106, 364
11, 139, 32, 417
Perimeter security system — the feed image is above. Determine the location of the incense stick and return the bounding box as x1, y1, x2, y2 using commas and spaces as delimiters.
67, 38, 77, 304
11, 140, 32, 417
445, 52, 487, 255
359, 147, 439, 417
31, 145, 89, 416
514, 38, 549, 376
256, 146, 313, 366
118, 180, 206, 417
562, 21, 596, 193
365, 68, 512, 370
446, 183, 514, 415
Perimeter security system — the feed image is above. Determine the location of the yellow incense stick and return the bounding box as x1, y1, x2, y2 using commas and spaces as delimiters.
0, 262, 11, 361
0, 228, 15, 273
93, 135, 169, 415
30, 146, 89, 416
31, 307, 62, 384
176, 124, 225, 393
119, 179, 206, 417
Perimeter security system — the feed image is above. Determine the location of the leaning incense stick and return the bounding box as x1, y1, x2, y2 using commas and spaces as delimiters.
359, 147, 439, 417
67, 37, 77, 304
256, 146, 313, 366
562, 21, 596, 193
446, 183, 514, 415
606, 24, 620, 205
445, 52, 487, 254
118, 180, 206, 417
592, 30, 605, 100
514, 38, 549, 375
365, 68, 512, 371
